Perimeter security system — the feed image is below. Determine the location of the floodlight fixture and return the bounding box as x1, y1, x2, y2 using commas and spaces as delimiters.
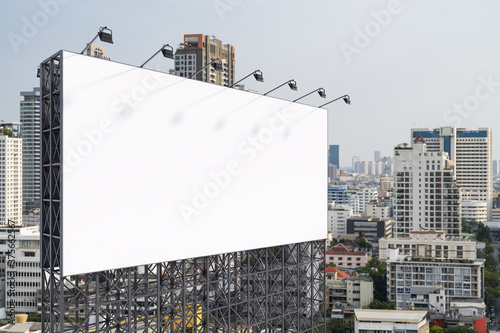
81, 26, 113, 54
231, 70, 264, 88
263, 79, 297, 95
190, 58, 223, 79
318, 94, 351, 108
140, 44, 174, 68
293, 88, 326, 102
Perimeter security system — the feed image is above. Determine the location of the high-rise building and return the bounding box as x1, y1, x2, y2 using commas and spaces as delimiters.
0, 127, 22, 225
329, 145, 340, 168
352, 156, 360, 171
411, 127, 493, 219
493, 160, 498, 176
393, 136, 461, 236
85, 44, 111, 60
328, 185, 359, 215
461, 200, 487, 223
374, 150, 381, 162
174, 34, 235, 86
355, 187, 378, 213
380, 176, 394, 192
20, 88, 40, 215
328, 163, 338, 181
328, 203, 352, 238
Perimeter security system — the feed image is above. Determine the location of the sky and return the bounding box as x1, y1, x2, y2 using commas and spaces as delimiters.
1, 0, 500, 167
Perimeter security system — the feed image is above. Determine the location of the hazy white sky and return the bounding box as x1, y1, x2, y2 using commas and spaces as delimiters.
1, 0, 500, 166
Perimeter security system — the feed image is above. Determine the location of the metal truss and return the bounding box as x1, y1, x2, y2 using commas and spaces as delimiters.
40, 51, 326, 333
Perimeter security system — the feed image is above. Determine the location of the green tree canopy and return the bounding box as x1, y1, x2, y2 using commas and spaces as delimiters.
369, 299, 395, 310
430, 325, 444, 333
445, 326, 477, 333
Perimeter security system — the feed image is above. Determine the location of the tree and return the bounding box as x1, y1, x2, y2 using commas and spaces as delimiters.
0, 127, 13, 137
445, 326, 477, 333
355, 236, 372, 249
358, 257, 387, 301
326, 318, 352, 333
369, 299, 395, 310
430, 326, 444, 333
461, 218, 472, 233
476, 223, 492, 244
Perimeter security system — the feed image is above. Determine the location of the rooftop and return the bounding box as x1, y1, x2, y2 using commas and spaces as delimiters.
355, 309, 427, 322
324, 266, 350, 278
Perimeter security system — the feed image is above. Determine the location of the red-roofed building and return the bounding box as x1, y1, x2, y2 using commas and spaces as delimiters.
326, 246, 369, 269
324, 266, 350, 279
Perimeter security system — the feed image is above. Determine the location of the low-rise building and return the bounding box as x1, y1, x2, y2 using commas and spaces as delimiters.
325, 268, 373, 309
354, 309, 428, 333
326, 246, 369, 269
346, 218, 392, 243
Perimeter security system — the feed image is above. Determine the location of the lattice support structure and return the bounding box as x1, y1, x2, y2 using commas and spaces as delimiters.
40, 51, 326, 333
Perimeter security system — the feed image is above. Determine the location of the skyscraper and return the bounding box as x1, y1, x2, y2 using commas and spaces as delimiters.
329, 145, 339, 168
411, 127, 492, 219
0, 125, 22, 225
174, 34, 235, 86
374, 150, 381, 162
352, 156, 360, 171
20, 88, 41, 214
393, 136, 461, 236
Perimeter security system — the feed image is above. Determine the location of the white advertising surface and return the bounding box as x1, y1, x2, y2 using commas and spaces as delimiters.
61, 51, 327, 276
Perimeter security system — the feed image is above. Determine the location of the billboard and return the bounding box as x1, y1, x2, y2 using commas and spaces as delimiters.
61, 51, 326, 276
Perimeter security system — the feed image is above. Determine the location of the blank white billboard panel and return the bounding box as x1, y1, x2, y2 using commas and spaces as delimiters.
61, 51, 326, 276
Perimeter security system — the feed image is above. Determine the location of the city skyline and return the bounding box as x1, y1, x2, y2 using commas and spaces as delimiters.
1, 1, 500, 166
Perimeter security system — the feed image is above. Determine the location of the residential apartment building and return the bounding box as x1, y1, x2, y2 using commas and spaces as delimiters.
19, 88, 40, 215
328, 163, 338, 181
326, 246, 369, 269
354, 309, 429, 333
328, 204, 352, 238
382, 232, 484, 313
461, 200, 487, 223
328, 186, 359, 215
411, 127, 493, 219
380, 176, 394, 191
326, 270, 373, 309
0, 225, 40, 313
365, 203, 391, 219
378, 231, 477, 260
393, 136, 461, 237
346, 217, 392, 243
174, 34, 235, 86
356, 187, 378, 213
0, 130, 22, 225
85, 44, 111, 60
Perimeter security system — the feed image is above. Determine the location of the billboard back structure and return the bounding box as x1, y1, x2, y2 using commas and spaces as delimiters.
55, 51, 327, 276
